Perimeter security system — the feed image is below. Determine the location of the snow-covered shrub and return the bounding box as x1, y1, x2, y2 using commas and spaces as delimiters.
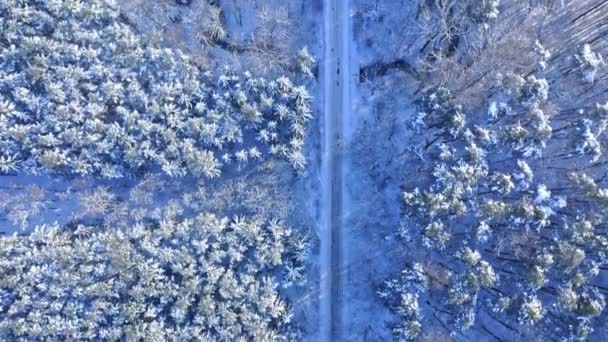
76, 186, 116, 219
296, 47, 316, 79
575, 44, 605, 83
245, 6, 294, 75
412, 87, 466, 137
182, 161, 295, 224
379, 263, 428, 341
120, 0, 225, 49
468, 0, 501, 26
194, 3, 226, 46
574, 103, 608, 162
0, 0, 312, 178
0, 206, 308, 340
534, 40, 552, 70
519, 294, 545, 325
0, 184, 48, 229
416, 0, 501, 58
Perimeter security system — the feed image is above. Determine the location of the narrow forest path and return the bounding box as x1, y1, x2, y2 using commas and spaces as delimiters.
320, 0, 350, 341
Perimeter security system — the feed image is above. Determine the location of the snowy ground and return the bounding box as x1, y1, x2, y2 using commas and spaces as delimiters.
343, 72, 421, 340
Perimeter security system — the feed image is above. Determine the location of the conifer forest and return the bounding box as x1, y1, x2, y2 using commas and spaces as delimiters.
1, 0, 608, 341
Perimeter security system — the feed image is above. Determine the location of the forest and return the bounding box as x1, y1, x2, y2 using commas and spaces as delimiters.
1, 0, 607, 341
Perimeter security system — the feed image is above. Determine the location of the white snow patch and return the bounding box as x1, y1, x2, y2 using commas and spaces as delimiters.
535, 184, 551, 204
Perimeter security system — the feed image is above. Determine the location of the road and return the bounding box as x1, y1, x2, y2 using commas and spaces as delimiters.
320, 0, 349, 341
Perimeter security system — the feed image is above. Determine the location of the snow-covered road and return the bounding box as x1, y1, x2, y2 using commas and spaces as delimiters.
320, 0, 350, 341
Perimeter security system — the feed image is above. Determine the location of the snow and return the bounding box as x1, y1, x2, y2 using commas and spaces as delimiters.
7, 0, 608, 340
340, 46, 421, 342
488, 101, 499, 119
319, 0, 349, 339
2, 1, 324, 338
534, 184, 551, 204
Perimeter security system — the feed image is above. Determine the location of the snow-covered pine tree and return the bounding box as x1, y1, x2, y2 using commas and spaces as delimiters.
0, 205, 308, 340
394, 61, 608, 339
0, 0, 313, 178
